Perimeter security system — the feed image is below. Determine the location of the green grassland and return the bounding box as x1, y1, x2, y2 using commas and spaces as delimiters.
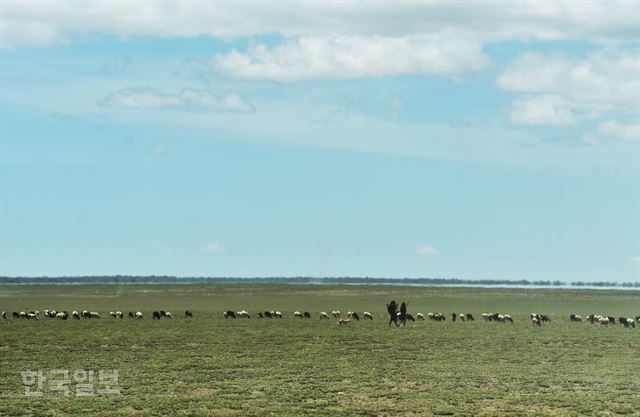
0, 284, 639, 417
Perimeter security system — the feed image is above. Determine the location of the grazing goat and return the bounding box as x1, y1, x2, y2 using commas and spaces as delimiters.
223, 311, 236, 319
332, 311, 341, 319
620, 317, 635, 328
294, 311, 303, 318
153, 311, 162, 320
185, 310, 193, 318
135, 311, 144, 319
348, 312, 360, 321
466, 313, 474, 321
570, 314, 582, 322
338, 318, 350, 325
320, 312, 330, 320
72, 311, 81, 320
429, 312, 446, 321
531, 313, 551, 325
274, 311, 283, 318
416, 313, 425, 320
128, 312, 134, 318
91, 311, 100, 318
303, 312, 311, 318
1, 311, 5, 319
363, 312, 373, 320
483, 313, 512, 323
81, 311, 100, 319
459, 314, 466, 322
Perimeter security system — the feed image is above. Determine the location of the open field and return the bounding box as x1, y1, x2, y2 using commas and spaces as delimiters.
0, 284, 639, 417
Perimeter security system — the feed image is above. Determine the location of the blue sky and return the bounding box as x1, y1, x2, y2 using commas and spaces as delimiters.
0, 1, 638, 282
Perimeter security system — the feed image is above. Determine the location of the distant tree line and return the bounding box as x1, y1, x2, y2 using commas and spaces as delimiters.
0, 276, 638, 288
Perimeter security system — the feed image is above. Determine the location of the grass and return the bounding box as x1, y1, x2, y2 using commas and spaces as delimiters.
0, 284, 639, 416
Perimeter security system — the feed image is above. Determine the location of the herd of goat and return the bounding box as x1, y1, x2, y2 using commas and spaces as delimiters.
4, 308, 638, 328
1, 309, 192, 320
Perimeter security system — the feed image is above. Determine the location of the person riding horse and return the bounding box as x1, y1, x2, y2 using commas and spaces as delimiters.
387, 300, 398, 327
387, 300, 410, 327
398, 302, 408, 326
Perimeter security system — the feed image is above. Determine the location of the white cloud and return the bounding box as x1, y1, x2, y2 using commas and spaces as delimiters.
499, 50, 639, 133
2, 1, 637, 48
598, 120, 640, 141
630, 256, 640, 267
212, 34, 490, 81
416, 246, 440, 256
100, 87, 254, 113
509, 95, 575, 126
201, 242, 224, 253
497, 50, 640, 113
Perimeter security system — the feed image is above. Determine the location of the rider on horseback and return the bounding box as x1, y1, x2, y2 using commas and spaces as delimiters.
387, 300, 397, 327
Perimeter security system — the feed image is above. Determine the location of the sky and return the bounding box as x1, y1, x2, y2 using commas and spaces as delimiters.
0, 1, 638, 282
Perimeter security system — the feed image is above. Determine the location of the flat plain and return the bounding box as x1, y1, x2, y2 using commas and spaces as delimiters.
0, 284, 639, 417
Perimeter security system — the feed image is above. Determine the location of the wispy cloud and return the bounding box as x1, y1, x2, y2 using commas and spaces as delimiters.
416, 246, 440, 256
598, 120, 640, 141
629, 255, 640, 267
151, 137, 176, 157
103, 55, 131, 74
100, 87, 254, 113
508, 95, 575, 126
202, 242, 224, 253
